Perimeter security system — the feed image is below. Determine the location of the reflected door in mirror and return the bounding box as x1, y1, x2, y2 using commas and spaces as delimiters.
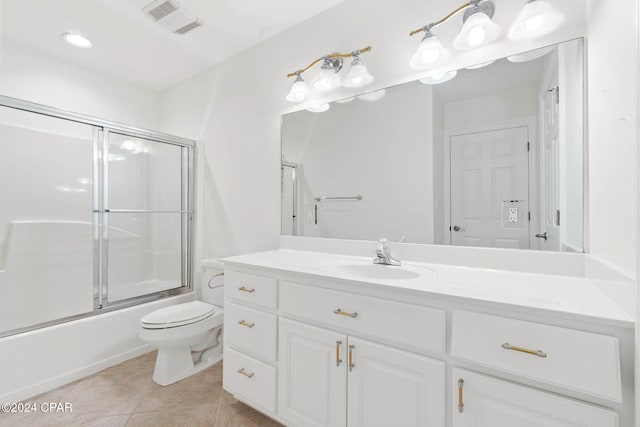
450, 127, 530, 249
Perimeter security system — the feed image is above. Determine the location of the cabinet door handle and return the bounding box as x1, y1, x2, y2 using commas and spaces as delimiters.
237, 368, 254, 378
458, 379, 464, 413
336, 341, 343, 367
333, 308, 358, 318
238, 320, 255, 328
501, 342, 547, 358
348, 344, 355, 372
238, 286, 255, 293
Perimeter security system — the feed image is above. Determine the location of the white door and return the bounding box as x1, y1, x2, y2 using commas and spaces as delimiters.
347, 337, 445, 427
450, 127, 530, 249
452, 369, 618, 427
539, 70, 561, 251
278, 318, 347, 427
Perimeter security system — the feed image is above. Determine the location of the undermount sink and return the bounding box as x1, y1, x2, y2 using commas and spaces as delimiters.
328, 262, 437, 280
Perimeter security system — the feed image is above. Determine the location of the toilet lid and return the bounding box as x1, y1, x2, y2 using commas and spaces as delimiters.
141, 301, 217, 328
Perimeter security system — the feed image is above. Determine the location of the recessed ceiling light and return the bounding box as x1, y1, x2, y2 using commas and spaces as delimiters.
61, 32, 93, 49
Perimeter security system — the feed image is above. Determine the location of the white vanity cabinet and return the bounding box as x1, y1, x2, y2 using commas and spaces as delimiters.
221, 255, 629, 427
278, 318, 445, 427
452, 369, 618, 427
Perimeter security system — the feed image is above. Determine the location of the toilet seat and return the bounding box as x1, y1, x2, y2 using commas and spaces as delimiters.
141, 301, 217, 329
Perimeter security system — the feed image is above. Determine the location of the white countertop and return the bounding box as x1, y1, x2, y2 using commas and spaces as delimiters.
220, 249, 634, 328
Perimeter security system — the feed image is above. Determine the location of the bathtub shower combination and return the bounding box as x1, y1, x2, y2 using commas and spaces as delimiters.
0, 95, 195, 337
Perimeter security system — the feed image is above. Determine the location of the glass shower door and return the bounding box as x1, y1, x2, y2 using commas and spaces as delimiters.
0, 106, 96, 333
103, 132, 190, 304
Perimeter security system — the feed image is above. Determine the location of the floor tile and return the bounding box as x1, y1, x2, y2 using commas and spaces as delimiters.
214, 392, 283, 427
126, 404, 217, 427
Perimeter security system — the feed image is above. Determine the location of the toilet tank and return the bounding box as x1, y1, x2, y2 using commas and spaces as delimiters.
200, 259, 224, 307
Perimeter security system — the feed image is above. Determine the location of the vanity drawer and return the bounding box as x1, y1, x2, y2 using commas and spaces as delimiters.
451, 310, 621, 402
223, 347, 276, 414
280, 281, 445, 355
225, 270, 277, 309
225, 301, 277, 362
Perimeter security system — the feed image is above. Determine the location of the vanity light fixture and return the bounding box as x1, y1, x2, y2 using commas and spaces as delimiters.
409, 0, 501, 69
61, 32, 93, 48
508, 0, 565, 41
419, 69, 458, 85
285, 46, 373, 103
306, 104, 330, 113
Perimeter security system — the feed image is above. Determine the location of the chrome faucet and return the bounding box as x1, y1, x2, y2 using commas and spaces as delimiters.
373, 238, 401, 266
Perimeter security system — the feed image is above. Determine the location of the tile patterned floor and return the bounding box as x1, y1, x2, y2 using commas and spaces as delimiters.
0, 352, 283, 427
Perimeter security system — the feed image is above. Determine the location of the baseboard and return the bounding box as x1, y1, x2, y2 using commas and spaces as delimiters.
1, 344, 154, 403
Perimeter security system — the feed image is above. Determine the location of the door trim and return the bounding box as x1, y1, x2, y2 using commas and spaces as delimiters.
443, 117, 538, 248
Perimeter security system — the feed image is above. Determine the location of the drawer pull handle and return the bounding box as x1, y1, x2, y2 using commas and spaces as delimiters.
348, 344, 355, 372
333, 308, 358, 318
238, 320, 255, 328
458, 379, 464, 413
238, 286, 255, 293
237, 368, 254, 378
336, 341, 343, 367
501, 342, 547, 358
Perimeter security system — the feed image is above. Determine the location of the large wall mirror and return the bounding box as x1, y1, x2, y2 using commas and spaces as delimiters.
281, 38, 584, 252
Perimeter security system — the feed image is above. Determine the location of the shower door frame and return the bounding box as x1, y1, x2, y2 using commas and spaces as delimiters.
0, 95, 196, 338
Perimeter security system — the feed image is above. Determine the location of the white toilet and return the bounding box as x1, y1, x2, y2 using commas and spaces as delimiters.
139, 261, 225, 386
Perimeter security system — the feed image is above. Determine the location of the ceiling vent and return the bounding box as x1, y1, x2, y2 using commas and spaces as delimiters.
144, 0, 179, 21
143, 0, 203, 35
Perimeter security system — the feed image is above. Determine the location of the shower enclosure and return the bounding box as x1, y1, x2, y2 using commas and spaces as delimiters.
0, 96, 195, 338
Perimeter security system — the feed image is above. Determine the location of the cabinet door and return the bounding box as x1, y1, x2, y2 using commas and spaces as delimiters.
279, 318, 347, 427
347, 337, 445, 427
452, 369, 618, 427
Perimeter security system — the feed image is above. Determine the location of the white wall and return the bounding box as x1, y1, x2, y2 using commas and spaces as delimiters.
0, 40, 161, 129
282, 82, 435, 244
442, 86, 537, 130
586, 0, 639, 279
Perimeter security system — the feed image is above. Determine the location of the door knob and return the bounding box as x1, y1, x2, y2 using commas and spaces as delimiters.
535, 232, 548, 240
453, 225, 465, 232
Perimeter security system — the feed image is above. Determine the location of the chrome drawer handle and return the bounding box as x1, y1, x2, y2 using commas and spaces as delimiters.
237, 368, 254, 378
238, 320, 255, 328
458, 379, 464, 413
336, 341, 343, 367
333, 308, 358, 318
502, 342, 547, 358
238, 286, 255, 293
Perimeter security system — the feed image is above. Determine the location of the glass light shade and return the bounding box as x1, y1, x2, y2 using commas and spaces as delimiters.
409, 34, 450, 70
419, 69, 458, 85
357, 89, 386, 102
306, 104, 330, 113
507, 45, 554, 62
285, 76, 310, 103
508, 0, 565, 41
342, 58, 374, 88
465, 60, 496, 69
61, 32, 93, 48
312, 68, 342, 92
453, 12, 502, 50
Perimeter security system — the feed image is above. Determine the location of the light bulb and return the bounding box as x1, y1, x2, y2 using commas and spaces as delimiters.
285, 75, 310, 103
525, 14, 545, 32
453, 11, 501, 50
468, 26, 486, 46
508, 0, 565, 41
343, 57, 374, 88
409, 33, 450, 70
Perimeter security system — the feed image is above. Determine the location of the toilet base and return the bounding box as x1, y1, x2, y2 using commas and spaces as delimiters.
152, 342, 223, 386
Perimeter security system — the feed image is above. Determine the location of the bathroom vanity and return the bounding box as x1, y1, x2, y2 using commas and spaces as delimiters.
221, 248, 634, 427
